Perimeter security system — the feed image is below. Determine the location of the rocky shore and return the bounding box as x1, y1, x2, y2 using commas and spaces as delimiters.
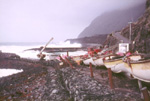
0, 52, 148, 100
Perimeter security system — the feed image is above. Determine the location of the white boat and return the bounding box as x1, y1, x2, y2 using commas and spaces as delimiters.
123, 55, 150, 82
83, 57, 96, 66
103, 54, 129, 75
93, 57, 104, 66
92, 52, 114, 66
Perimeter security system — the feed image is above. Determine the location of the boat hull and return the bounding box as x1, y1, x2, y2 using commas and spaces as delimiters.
104, 59, 123, 72
72, 57, 83, 65
124, 61, 150, 82
104, 55, 129, 75
93, 57, 104, 66
83, 58, 96, 65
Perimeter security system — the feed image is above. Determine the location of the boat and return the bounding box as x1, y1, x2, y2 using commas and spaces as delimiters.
93, 57, 104, 66
82, 47, 103, 66
83, 57, 96, 66
72, 56, 84, 65
103, 54, 129, 75
123, 54, 150, 82
92, 54, 110, 66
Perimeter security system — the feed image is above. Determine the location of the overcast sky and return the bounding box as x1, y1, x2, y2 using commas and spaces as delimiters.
0, 0, 145, 43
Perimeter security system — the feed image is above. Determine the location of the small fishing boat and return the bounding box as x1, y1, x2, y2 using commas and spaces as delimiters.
72, 56, 84, 65
123, 54, 150, 82
72, 53, 89, 65
83, 57, 96, 66
92, 53, 110, 66
93, 57, 104, 66
103, 54, 129, 75
82, 47, 103, 66
86, 49, 112, 66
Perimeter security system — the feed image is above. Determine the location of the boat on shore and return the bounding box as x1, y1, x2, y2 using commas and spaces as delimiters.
83, 57, 96, 66
103, 54, 130, 75
123, 54, 150, 82
93, 56, 104, 66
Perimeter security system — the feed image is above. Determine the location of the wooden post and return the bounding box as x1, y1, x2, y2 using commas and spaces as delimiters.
108, 68, 114, 89
37, 37, 53, 60
40, 37, 53, 54
138, 80, 144, 99
138, 80, 143, 89
65, 57, 74, 69
59, 55, 67, 65
89, 62, 94, 78
67, 51, 69, 57
141, 87, 150, 101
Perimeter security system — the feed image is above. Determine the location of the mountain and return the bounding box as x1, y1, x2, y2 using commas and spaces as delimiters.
104, 0, 150, 53
78, 1, 146, 38
66, 34, 108, 47
121, 0, 150, 53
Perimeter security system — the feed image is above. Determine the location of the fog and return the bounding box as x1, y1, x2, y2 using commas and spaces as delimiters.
0, 0, 146, 43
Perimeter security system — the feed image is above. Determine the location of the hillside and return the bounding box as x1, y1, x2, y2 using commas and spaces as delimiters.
104, 0, 150, 53
66, 34, 107, 47
121, 0, 150, 53
78, 2, 146, 38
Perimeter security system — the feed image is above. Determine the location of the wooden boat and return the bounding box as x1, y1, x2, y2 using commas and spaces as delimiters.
92, 54, 109, 66
72, 56, 84, 65
83, 57, 96, 66
103, 54, 129, 75
123, 55, 150, 82
93, 57, 104, 66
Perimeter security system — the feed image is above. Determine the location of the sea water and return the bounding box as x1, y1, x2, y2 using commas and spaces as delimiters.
0, 41, 87, 59
0, 41, 87, 77
0, 69, 23, 78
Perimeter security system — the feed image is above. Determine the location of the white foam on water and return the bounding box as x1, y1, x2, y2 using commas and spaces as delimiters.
0, 41, 86, 78
48, 41, 82, 48
0, 69, 23, 78
65, 51, 87, 56
0, 41, 85, 59
0, 45, 42, 59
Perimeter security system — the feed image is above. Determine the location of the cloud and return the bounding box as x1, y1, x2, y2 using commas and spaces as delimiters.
0, 0, 146, 42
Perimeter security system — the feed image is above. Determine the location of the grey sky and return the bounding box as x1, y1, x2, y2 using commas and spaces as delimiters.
0, 0, 145, 43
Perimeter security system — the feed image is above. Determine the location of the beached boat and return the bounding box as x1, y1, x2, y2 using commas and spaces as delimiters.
72, 56, 84, 65
93, 57, 104, 66
123, 55, 150, 82
83, 57, 96, 66
103, 54, 117, 68
103, 54, 129, 74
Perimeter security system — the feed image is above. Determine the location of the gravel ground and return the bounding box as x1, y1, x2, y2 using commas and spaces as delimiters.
0, 52, 149, 100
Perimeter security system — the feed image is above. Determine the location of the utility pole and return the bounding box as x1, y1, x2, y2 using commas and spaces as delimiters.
128, 22, 132, 44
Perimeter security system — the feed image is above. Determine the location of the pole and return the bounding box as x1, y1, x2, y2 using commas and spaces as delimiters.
128, 22, 132, 44
37, 37, 53, 60
89, 62, 94, 78
40, 37, 54, 54
141, 87, 150, 101
108, 68, 114, 89
65, 57, 75, 69
59, 55, 67, 66
138, 80, 144, 99
67, 51, 69, 57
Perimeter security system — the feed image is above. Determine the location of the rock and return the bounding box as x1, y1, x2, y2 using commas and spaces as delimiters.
51, 89, 58, 94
